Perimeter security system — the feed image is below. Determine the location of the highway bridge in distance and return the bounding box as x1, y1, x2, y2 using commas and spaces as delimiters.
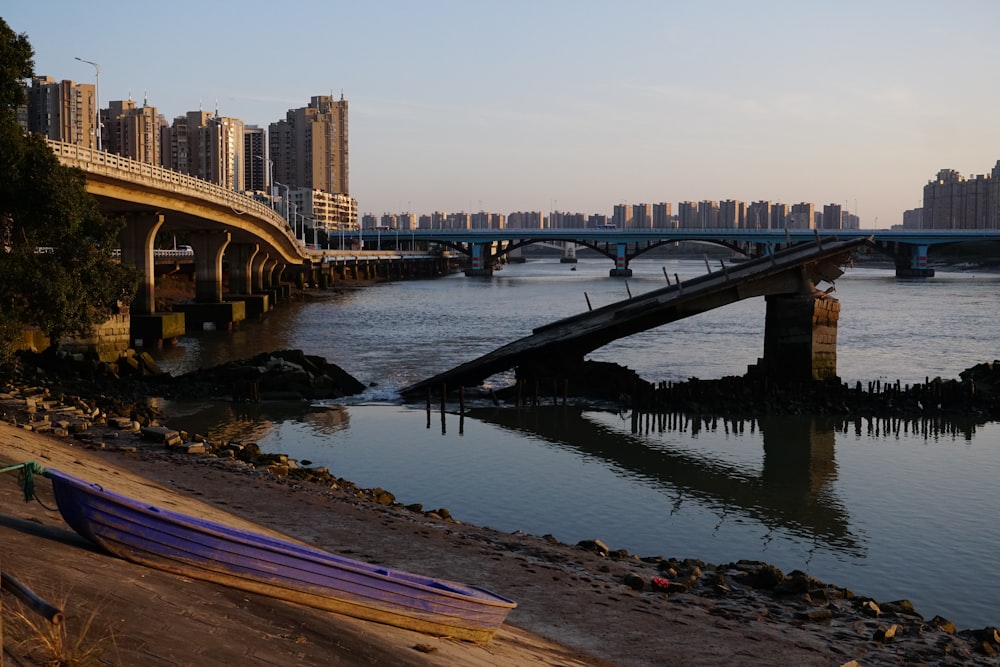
356, 227, 1000, 278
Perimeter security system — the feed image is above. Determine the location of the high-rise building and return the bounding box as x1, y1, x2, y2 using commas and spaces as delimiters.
105, 97, 160, 165
746, 201, 771, 229
508, 212, 543, 229
698, 201, 719, 229
269, 94, 349, 195
789, 203, 815, 230
718, 200, 745, 229
821, 204, 843, 230
678, 201, 698, 228
243, 126, 267, 193
771, 203, 790, 229
652, 202, 674, 228
612, 204, 634, 229
162, 111, 244, 190
21, 76, 97, 148
631, 203, 653, 229
922, 167, 996, 229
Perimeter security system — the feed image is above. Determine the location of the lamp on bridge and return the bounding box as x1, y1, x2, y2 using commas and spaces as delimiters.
253, 155, 273, 200
74, 56, 102, 151
274, 180, 291, 228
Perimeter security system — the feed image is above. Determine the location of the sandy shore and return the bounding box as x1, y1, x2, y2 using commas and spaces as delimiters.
0, 399, 995, 665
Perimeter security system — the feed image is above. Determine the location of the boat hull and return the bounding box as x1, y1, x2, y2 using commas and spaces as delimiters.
44, 468, 515, 642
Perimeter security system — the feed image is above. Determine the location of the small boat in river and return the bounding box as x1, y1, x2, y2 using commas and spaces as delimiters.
4, 463, 516, 642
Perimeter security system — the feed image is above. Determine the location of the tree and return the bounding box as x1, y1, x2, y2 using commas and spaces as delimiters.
0, 19, 137, 361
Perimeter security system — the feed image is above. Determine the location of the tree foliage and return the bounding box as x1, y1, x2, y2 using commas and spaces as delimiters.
0, 18, 137, 360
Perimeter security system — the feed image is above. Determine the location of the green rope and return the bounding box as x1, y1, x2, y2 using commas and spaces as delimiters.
0, 461, 47, 502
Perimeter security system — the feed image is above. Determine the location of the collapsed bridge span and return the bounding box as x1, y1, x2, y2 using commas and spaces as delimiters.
400, 236, 870, 399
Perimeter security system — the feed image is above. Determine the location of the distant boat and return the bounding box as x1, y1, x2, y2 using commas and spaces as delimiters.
8, 463, 516, 643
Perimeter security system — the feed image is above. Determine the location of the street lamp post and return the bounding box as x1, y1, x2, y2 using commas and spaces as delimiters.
289, 201, 299, 242
74, 57, 102, 151
253, 155, 273, 197
274, 181, 291, 227
301, 216, 315, 248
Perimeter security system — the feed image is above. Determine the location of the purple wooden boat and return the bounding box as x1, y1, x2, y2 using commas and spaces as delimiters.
31, 465, 516, 642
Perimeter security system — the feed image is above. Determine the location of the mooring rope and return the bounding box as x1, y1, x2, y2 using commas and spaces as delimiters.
0, 461, 48, 502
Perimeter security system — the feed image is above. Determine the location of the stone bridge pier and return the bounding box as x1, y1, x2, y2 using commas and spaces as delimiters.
752, 291, 840, 383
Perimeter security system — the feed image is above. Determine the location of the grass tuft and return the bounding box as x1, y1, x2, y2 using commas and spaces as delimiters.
3, 590, 118, 666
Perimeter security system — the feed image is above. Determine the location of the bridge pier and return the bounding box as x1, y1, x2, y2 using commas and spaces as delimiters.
464, 242, 493, 277
173, 230, 247, 332
118, 211, 164, 315
754, 292, 840, 383
225, 243, 270, 319
610, 242, 632, 277
560, 243, 578, 264
119, 212, 187, 348
895, 243, 935, 278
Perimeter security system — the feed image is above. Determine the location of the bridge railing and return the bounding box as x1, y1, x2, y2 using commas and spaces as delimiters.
46, 140, 299, 250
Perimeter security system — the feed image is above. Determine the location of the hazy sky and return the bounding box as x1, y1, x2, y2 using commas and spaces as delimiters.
6, 1, 1000, 226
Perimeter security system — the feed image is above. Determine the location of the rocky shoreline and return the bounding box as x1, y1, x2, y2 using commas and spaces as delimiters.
3, 351, 1000, 663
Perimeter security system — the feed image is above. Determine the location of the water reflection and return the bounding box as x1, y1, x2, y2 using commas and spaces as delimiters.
151, 398, 350, 443
466, 406, 860, 552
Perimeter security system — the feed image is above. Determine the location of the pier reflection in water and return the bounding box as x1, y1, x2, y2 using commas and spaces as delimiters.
469, 407, 858, 554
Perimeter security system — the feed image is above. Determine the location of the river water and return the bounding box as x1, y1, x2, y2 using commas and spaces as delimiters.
148, 256, 1000, 629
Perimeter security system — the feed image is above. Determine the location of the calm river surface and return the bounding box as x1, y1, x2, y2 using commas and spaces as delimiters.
149, 257, 1000, 629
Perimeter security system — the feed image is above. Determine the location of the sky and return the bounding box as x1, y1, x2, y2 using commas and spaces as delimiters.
5, 1, 1000, 227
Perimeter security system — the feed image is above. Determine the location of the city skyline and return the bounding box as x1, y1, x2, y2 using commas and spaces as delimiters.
6, 1, 1000, 227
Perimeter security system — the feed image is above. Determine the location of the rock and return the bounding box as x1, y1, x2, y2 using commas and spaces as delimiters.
873, 624, 900, 642
795, 608, 834, 622
371, 488, 396, 505
577, 539, 610, 556
622, 573, 645, 591
740, 563, 785, 589
882, 599, 922, 619
927, 615, 956, 634
141, 425, 182, 445
970, 627, 1000, 644
859, 600, 881, 617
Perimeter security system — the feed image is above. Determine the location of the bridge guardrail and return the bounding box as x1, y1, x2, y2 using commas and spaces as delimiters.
46, 140, 300, 251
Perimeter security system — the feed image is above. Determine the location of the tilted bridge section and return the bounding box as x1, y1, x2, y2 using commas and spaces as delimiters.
401, 236, 870, 397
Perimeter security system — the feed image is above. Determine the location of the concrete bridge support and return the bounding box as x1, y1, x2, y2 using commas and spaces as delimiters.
118, 211, 164, 315
173, 229, 245, 331
225, 243, 270, 319
895, 243, 935, 278
610, 242, 632, 277
758, 293, 840, 382
465, 242, 493, 277
119, 211, 186, 347
191, 229, 230, 303
560, 243, 578, 264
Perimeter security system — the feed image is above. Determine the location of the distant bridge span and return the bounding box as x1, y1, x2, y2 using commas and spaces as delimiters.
358, 227, 1000, 278
402, 236, 869, 397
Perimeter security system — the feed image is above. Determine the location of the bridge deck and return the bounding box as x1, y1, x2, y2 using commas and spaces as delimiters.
401, 236, 869, 397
